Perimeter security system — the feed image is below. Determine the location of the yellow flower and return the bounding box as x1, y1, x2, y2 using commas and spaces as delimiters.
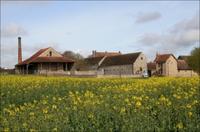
52, 105, 57, 109
88, 113, 94, 119
22, 123, 28, 128
176, 122, 183, 129
42, 109, 48, 114
188, 112, 192, 118
135, 101, 142, 108
30, 128, 37, 132
3, 128, 9, 132
186, 104, 192, 109
29, 112, 35, 116
52, 127, 58, 131
120, 107, 126, 113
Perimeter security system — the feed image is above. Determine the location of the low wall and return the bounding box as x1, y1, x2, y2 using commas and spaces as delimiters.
97, 74, 142, 78
39, 70, 70, 76
71, 70, 97, 76
177, 70, 198, 77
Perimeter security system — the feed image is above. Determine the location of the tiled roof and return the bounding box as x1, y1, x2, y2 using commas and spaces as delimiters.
84, 56, 104, 66
147, 62, 156, 70
154, 54, 176, 63
100, 52, 141, 67
90, 51, 121, 58
32, 57, 74, 63
177, 60, 192, 70
178, 55, 190, 61
16, 47, 74, 66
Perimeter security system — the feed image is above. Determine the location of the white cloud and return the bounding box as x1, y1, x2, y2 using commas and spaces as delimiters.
135, 12, 161, 24
139, 14, 199, 54
171, 13, 199, 33
1, 23, 28, 38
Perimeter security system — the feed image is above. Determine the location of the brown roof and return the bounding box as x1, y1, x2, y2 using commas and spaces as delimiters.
90, 51, 121, 58
178, 55, 190, 61
100, 52, 141, 67
32, 57, 74, 63
84, 56, 104, 66
177, 60, 192, 70
154, 54, 177, 63
16, 47, 74, 66
147, 62, 156, 70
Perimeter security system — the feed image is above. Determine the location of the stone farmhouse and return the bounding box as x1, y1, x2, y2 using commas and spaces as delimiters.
15, 37, 74, 75
147, 54, 198, 77
75, 51, 147, 77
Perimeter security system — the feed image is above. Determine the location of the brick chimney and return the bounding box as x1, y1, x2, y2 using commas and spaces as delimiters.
18, 37, 22, 63
92, 50, 96, 57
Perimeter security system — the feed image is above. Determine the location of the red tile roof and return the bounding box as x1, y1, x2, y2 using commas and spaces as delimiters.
32, 57, 74, 63
147, 62, 156, 70
16, 47, 74, 66
154, 54, 177, 63
89, 51, 121, 58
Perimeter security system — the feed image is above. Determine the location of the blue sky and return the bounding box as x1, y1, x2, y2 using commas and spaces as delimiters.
1, 1, 199, 68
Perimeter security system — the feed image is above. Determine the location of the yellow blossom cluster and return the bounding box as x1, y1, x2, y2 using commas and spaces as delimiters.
0, 75, 199, 131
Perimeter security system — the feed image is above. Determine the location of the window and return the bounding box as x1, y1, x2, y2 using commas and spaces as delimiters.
140, 67, 142, 71
141, 57, 143, 60
49, 51, 52, 56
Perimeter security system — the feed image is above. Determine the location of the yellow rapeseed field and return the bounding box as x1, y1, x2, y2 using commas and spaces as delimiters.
0, 75, 199, 131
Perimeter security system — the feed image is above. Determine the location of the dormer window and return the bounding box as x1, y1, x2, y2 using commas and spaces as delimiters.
49, 51, 52, 57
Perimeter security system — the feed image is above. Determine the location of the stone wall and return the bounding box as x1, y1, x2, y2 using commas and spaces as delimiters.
133, 53, 147, 75
39, 70, 70, 76
100, 65, 133, 75
177, 70, 198, 77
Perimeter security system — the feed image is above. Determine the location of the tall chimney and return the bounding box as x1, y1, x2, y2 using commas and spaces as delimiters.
18, 37, 22, 63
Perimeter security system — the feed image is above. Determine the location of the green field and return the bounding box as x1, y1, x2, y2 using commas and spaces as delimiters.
0, 76, 200, 131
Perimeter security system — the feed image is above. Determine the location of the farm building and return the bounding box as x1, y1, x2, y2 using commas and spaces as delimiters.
177, 56, 198, 77
75, 51, 147, 77
99, 52, 147, 76
153, 54, 178, 76
75, 51, 121, 71
147, 62, 156, 77
15, 37, 74, 74
147, 53, 198, 77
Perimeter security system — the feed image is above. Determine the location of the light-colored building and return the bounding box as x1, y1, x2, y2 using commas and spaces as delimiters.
99, 52, 147, 77
15, 37, 74, 74
154, 54, 178, 76
148, 53, 198, 77
177, 56, 198, 77
74, 51, 147, 77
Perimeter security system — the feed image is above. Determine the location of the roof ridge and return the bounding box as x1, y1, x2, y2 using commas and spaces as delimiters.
106, 52, 141, 58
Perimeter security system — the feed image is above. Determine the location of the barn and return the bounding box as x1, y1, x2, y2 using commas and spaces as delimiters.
99, 52, 147, 76
15, 37, 74, 74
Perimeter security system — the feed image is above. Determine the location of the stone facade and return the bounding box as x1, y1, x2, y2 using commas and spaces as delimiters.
99, 52, 147, 77
101, 65, 133, 75
156, 55, 178, 76
177, 70, 198, 77
150, 54, 198, 77
133, 53, 147, 75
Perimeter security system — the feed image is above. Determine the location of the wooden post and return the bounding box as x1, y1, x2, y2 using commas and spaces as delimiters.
26, 64, 29, 74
